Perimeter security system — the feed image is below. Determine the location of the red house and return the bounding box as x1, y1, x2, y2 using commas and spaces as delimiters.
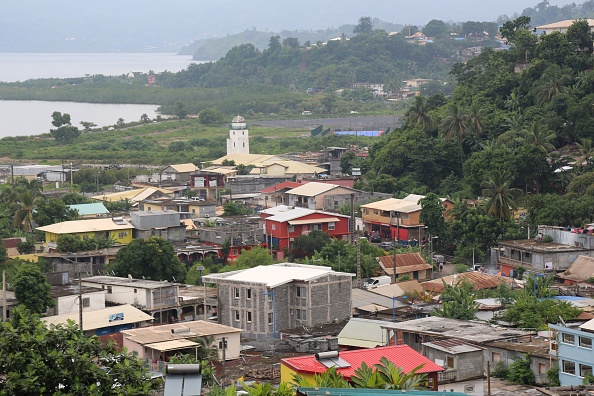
260, 205, 350, 260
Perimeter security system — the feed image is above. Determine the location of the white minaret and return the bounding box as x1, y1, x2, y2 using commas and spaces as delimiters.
226, 115, 250, 155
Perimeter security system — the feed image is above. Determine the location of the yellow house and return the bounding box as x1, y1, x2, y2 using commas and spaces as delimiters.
36, 218, 134, 245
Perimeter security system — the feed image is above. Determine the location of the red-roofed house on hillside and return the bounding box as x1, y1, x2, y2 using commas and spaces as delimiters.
280, 345, 444, 390
260, 205, 350, 260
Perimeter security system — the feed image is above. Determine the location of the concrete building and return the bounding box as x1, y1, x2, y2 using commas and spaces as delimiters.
422, 339, 484, 395
130, 210, 186, 242
285, 182, 357, 210
80, 276, 181, 323
361, 198, 426, 241
550, 320, 594, 386
497, 226, 594, 275
535, 19, 594, 35
226, 115, 250, 155
121, 320, 241, 369
47, 284, 106, 316
203, 263, 354, 339
160, 163, 199, 183
68, 203, 110, 219
377, 253, 432, 281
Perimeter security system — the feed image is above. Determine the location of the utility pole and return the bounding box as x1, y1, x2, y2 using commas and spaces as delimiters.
78, 273, 83, 331
487, 361, 491, 396
350, 193, 355, 244
2, 270, 6, 322
393, 237, 397, 283
356, 238, 361, 288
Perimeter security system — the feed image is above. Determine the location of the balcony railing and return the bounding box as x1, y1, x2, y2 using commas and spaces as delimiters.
438, 370, 457, 383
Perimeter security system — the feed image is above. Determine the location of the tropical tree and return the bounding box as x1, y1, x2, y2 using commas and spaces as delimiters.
50, 111, 81, 144
140, 113, 150, 123
13, 263, 54, 314
406, 96, 433, 129
481, 168, 521, 220
520, 120, 555, 155
0, 307, 151, 395
576, 138, 594, 168
353, 16, 373, 35
11, 179, 44, 232
116, 118, 125, 127
535, 76, 569, 103
234, 246, 274, 268
432, 281, 478, 320
419, 193, 446, 239
441, 103, 470, 164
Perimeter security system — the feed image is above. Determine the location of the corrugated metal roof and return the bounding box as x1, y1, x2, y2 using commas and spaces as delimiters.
145, 339, 199, 352
36, 218, 132, 234
121, 320, 241, 345
288, 217, 340, 225
338, 318, 389, 347
260, 181, 304, 193
69, 203, 110, 216
92, 187, 174, 203
351, 288, 405, 309
559, 255, 594, 282
42, 304, 153, 331
536, 19, 594, 29
422, 339, 484, 354
166, 163, 198, 173
212, 154, 280, 166
263, 207, 316, 222
360, 198, 421, 213
422, 272, 513, 294
368, 281, 423, 298
285, 182, 341, 197
298, 388, 467, 396
281, 345, 444, 379
378, 253, 432, 275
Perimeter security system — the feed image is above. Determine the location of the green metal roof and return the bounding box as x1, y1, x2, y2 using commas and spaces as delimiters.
69, 203, 110, 216
297, 389, 467, 396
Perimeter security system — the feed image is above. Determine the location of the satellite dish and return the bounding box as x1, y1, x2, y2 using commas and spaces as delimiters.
128, 274, 133, 281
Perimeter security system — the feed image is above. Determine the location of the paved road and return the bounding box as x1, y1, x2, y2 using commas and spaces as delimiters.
248, 115, 402, 131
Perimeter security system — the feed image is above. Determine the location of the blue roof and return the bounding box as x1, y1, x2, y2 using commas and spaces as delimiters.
69, 203, 110, 216
334, 130, 384, 137
552, 296, 588, 301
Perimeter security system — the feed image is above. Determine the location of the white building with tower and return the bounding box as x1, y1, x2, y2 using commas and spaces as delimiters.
226, 115, 250, 155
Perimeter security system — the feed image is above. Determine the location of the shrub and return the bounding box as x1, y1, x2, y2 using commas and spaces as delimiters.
547, 367, 560, 386
543, 235, 553, 243
454, 264, 469, 273
492, 361, 508, 379
506, 355, 535, 385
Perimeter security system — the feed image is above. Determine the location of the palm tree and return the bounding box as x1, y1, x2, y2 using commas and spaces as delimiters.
441, 103, 470, 164
576, 138, 594, 168
11, 179, 45, 232
520, 120, 556, 154
535, 76, 569, 103
504, 92, 521, 112
468, 102, 485, 135
406, 96, 433, 129
140, 114, 150, 123
482, 169, 521, 220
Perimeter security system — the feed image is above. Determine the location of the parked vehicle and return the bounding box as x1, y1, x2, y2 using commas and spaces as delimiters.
364, 275, 391, 290
370, 232, 381, 243
379, 241, 395, 250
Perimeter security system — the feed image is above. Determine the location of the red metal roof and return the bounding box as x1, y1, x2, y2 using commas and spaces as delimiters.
260, 181, 305, 193
281, 345, 444, 379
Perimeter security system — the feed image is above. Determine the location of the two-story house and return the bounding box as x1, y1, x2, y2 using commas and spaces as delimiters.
361, 198, 425, 241
260, 205, 350, 260
80, 276, 180, 324
285, 182, 357, 210
549, 319, 594, 386
203, 263, 353, 339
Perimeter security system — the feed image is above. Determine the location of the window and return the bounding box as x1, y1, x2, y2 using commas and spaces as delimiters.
290, 308, 294, 316
464, 385, 475, 393
234, 311, 240, 321
365, 209, 369, 215
107, 286, 112, 294
82, 297, 90, 308
247, 312, 252, 323
446, 357, 455, 369
296, 310, 301, 320
246, 288, 252, 299
562, 360, 576, 375
118, 232, 128, 239
562, 333, 576, 345
301, 310, 307, 320
134, 288, 137, 294
491, 352, 501, 362
267, 292, 273, 301
580, 364, 592, 378
579, 336, 592, 349
296, 286, 306, 299
374, 210, 379, 215
268, 312, 273, 325
328, 222, 335, 230
288, 226, 295, 232
271, 224, 276, 230
219, 339, 227, 349
234, 288, 240, 299
313, 223, 322, 231
539, 363, 547, 375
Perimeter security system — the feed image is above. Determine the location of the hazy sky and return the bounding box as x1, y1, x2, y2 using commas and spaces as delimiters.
0, 0, 582, 52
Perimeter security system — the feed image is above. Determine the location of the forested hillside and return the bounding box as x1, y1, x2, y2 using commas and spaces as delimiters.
358, 18, 594, 231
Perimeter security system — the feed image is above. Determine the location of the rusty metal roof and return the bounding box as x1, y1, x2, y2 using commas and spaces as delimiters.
378, 253, 432, 275
421, 272, 513, 294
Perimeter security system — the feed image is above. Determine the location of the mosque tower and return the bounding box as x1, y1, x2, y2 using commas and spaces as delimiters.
226, 115, 250, 155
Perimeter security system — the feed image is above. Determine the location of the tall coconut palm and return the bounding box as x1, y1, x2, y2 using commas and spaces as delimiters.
406, 96, 434, 129
576, 138, 594, 168
441, 103, 470, 164
468, 102, 486, 135
10, 178, 44, 232
482, 169, 522, 220
535, 76, 569, 103
520, 120, 556, 154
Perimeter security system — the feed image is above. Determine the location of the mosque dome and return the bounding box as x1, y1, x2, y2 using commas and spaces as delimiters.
232, 115, 245, 123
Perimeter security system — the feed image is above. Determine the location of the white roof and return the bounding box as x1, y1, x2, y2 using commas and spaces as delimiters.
361, 198, 421, 213
203, 263, 352, 288
165, 163, 199, 173
536, 19, 594, 30
579, 319, 594, 332
260, 205, 349, 223
285, 182, 342, 197
36, 217, 132, 234
42, 304, 153, 331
